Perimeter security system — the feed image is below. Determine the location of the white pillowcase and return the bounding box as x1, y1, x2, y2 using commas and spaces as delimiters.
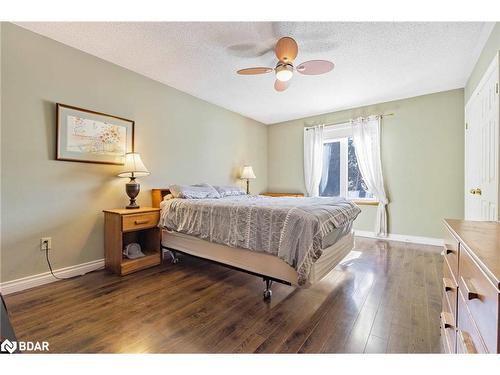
213, 185, 246, 197
169, 184, 221, 199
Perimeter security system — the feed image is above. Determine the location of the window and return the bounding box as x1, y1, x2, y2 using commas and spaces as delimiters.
319, 125, 375, 201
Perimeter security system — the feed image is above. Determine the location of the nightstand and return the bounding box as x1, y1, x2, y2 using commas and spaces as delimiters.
103, 207, 161, 275
261, 192, 304, 197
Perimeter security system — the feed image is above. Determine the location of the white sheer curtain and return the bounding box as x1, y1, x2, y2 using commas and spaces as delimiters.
351, 116, 389, 236
303, 125, 324, 197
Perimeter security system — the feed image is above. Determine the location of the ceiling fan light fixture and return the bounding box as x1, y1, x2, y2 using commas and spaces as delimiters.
275, 64, 293, 82
234, 36, 334, 91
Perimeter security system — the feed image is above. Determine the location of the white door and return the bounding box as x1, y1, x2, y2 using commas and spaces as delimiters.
465, 96, 482, 220
465, 53, 499, 221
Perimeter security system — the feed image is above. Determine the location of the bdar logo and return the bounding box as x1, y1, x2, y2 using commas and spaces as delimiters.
1, 339, 17, 354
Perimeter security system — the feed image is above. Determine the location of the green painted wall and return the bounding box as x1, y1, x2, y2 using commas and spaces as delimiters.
465, 22, 500, 102
0, 23, 267, 282
267, 89, 465, 239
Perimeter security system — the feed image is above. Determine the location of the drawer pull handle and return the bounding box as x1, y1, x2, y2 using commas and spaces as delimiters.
440, 312, 454, 329
461, 277, 479, 300
134, 219, 150, 225
458, 330, 477, 354
441, 246, 455, 256
443, 277, 454, 292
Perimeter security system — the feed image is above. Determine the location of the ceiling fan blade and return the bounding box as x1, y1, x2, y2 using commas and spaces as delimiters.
237, 67, 274, 75
227, 42, 275, 58
296, 60, 334, 75
275, 37, 298, 63
274, 79, 290, 92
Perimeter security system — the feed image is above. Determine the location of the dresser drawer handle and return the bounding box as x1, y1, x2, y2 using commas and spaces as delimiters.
440, 312, 454, 329
441, 246, 455, 256
461, 277, 480, 300
458, 330, 477, 354
134, 219, 150, 225
443, 277, 455, 292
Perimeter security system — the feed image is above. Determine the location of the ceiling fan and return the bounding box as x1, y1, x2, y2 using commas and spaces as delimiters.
236, 36, 334, 92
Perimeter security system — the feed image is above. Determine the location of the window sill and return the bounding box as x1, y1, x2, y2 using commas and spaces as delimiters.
352, 199, 379, 206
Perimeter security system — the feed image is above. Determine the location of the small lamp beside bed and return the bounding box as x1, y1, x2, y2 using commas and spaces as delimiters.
240, 165, 256, 194
118, 152, 150, 209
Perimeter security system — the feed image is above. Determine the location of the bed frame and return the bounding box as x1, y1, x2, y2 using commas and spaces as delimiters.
151, 188, 353, 300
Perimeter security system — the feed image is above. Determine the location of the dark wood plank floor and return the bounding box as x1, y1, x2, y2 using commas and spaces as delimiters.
4, 237, 443, 353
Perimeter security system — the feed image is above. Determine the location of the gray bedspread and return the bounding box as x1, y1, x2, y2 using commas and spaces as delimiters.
159, 195, 360, 285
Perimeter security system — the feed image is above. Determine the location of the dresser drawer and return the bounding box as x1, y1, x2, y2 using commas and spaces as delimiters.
457, 291, 487, 353
122, 212, 160, 232
456, 330, 476, 354
440, 310, 456, 353
443, 257, 458, 319
441, 273, 457, 354
458, 246, 499, 353
443, 226, 460, 281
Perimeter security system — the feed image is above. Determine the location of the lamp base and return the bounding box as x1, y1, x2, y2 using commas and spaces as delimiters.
126, 201, 140, 209
125, 179, 140, 209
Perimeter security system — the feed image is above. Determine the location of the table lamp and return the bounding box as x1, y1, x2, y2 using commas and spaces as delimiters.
117, 153, 150, 209
240, 165, 256, 194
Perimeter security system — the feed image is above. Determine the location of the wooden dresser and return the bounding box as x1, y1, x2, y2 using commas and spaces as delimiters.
442, 219, 500, 353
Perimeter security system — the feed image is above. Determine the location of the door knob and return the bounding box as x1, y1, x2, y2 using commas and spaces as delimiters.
469, 188, 482, 195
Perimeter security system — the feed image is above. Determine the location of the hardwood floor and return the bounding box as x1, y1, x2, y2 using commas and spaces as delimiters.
4, 237, 443, 353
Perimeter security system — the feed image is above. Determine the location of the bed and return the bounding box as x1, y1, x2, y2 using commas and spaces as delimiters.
152, 188, 360, 299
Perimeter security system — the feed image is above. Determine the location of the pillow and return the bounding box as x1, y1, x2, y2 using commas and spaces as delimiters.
192, 183, 214, 188
213, 185, 246, 197
169, 184, 221, 199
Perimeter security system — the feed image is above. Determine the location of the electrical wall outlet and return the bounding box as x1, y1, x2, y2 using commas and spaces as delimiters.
40, 237, 52, 251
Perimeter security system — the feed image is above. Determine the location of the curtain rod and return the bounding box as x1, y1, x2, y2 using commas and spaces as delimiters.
304, 113, 395, 131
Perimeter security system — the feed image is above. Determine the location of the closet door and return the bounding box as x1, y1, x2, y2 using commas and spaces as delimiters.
465, 53, 499, 221
465, 95, 482, 220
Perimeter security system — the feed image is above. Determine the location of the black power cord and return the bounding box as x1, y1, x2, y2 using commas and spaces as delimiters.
44, 244, 70, 280
44, 242, 104, 280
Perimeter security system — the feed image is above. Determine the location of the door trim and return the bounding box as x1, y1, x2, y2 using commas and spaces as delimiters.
466, 51, 499, 107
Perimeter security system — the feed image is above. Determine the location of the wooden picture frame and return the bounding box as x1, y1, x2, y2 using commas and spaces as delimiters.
56, 103, 135, 165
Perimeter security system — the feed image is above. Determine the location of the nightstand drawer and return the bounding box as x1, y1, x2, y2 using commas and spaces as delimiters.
123, 212, 160, 232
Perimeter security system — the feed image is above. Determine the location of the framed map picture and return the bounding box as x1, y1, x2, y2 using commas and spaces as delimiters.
56, 104, 134, 165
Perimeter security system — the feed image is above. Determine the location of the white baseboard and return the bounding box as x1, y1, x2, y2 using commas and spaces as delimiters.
354, 230, 443, 247
0, 258, 104, 295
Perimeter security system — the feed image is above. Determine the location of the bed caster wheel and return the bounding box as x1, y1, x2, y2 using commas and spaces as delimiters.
263, 289, 272, 299
168, 251, 179, 264
263, 278, 273, 300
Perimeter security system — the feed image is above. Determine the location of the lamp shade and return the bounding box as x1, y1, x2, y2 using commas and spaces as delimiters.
117, 153, 150, 178
240, 165, 256, 180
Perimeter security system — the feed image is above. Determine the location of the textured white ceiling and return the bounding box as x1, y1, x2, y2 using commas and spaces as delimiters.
16, 22, 493, 124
